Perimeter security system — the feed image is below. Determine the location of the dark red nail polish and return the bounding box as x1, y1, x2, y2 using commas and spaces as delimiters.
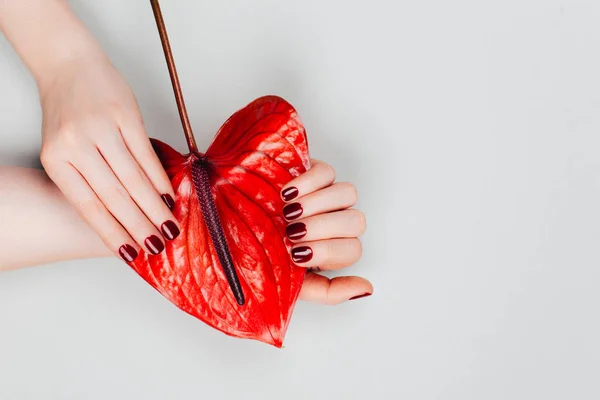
118, 244, 138, 262
161, 220, 180, 240
286, 222, 307, 240
161, 193, 175, 211
349, 292, 372, 301
283, 202, 303, 220
145, 235, 164, 255
282, 186, 299, 202
291, 246, 313, 263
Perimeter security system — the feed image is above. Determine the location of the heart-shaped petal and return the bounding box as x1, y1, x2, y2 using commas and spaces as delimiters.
130, 96, 310, 347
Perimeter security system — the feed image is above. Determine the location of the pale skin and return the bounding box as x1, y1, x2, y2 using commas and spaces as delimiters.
0, 0, 373, 304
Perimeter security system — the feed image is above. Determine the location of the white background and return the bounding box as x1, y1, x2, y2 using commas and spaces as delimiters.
1, 0, 600, 399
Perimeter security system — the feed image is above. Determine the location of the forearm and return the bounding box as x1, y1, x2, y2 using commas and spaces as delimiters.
0, 0, 106, 94
0, 166, 111, 271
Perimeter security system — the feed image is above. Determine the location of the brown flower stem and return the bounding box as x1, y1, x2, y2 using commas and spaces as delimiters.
150, 1, 245, 306
149, 0, 198, 155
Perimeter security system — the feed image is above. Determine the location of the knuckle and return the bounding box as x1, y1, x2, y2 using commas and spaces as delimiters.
339, 182, 358, 205
57, 125, 82, 147
123, 167, 146, 188
130, 218, 151, 239
114, 183, 130, 202
325, 240, 340, 260
352, 239, 363, 259
39, 146, 57, 168
96, 129, 122, 147
59, 118, 118, 147
324, 285, 344, 306
311, 215, 328, 234
341, 238, 362, 261
104, 98, 130, 118
76, 195, 103, 220
105, 101, 122, 115
104, 183, 129, 205
139, 143, 159, 162
349, 209, 367, 234
126, 110, 145, 128
323, 163, 336, 181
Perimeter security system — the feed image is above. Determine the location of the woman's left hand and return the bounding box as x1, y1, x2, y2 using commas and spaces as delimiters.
280, 160, 373, 305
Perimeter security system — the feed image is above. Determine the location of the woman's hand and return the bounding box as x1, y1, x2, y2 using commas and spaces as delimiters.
280, 160, 373, 305
0, 1, 177, 262
39, 53, 179, 263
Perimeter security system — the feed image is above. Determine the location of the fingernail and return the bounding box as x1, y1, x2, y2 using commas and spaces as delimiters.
349, 292, 372, 301
291, 246, 313, 263
145, 235, 164, 255
118, 244, 138, 262
161, 193, 175, 211
282, 186, 299, 201
161, 220, 180, 240
283, 202, 303, 220
286, 222, 307, 240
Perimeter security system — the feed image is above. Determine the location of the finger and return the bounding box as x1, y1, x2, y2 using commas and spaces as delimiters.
120, 118, 176, 210
299, 273, 373, 305
280, 159, 335, 202
73, 148, 165, 255
45, 162, 139, 263
97, 131, 180, 241
285, 209, 366, 242
282, 182, 358, 221
290, 238, 362, 270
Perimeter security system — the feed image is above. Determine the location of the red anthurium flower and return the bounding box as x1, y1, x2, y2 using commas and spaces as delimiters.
130, 95, 310, 347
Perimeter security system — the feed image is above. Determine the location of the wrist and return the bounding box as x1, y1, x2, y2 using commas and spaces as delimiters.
29, 7, 107, 96
37, 48, 109, 101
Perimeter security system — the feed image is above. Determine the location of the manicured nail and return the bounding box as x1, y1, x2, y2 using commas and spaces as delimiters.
286, 222, 307, 240
349, 292, 372, 301
145, 235, 164, 255
291, 246, 313, 263
118, 244, 138, 262
161, 193, 175, 211
283, 202, 303, 220
161, 220, 180, 240
282, 186, 299, 202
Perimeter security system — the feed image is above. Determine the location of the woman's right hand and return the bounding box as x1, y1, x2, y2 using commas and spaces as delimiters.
39, 52, 180, 263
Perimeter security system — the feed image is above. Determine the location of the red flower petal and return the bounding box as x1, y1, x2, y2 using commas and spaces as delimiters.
130, 95, 310, 347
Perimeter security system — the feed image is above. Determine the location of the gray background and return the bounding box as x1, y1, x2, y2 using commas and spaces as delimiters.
1, 0, 599, 398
